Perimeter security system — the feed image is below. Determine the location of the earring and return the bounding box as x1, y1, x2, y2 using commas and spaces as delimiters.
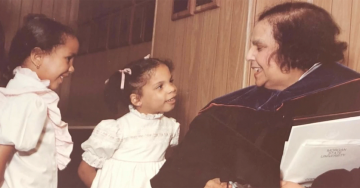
32, 61, 40, 69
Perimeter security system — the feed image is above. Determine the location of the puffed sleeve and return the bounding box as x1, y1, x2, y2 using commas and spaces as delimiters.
170, 119, 180, 147
0, 94, 47, 151
81, 119, 121, 168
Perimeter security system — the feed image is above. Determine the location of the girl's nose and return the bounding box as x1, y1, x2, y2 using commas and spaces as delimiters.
69, 65, 75, 73
169, 84, 177, 94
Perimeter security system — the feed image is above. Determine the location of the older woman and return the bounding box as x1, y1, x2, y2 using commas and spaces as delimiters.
151, 2, 360, 188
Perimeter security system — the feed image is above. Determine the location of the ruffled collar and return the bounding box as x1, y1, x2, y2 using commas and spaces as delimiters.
0, 66, 73, 170
12, 66, 50, 87
129, 105, 163, 120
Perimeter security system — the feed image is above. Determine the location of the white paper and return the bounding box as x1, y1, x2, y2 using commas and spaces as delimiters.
284, 140, 360, 183
280, 116, 360, 185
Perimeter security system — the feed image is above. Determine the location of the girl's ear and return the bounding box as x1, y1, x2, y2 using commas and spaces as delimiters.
30, 47, 44, 69
130, 93, 142, 107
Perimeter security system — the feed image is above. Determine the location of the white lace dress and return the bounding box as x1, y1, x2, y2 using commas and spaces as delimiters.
81, 106, 180, 188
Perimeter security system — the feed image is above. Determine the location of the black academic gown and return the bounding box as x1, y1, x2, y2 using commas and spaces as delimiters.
311, 167, 360, 188
151, 63, 360, 188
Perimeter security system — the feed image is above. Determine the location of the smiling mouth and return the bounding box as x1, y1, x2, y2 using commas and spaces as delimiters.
60, 73, 71, 81
252, 67, 262, 73
59, 74, 68, 83
166, 97, 176, 103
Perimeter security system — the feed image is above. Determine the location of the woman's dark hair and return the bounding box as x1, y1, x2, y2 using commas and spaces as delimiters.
258, 2, 347, 71
2, 14, 76, 84
104, 58, 174, 113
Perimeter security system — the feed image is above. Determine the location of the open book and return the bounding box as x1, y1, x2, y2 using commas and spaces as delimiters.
280, 112, 360, 187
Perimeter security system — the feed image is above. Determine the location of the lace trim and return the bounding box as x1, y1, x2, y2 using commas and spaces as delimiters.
93, 129, 121, 143
94, 128, 172, 142
122, 132, 172, 140
129, 105, 163, 120
82, 152, 105, 168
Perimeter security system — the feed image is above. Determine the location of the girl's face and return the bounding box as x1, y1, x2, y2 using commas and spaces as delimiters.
135, 64, 177, 114
37, 36, 79, 90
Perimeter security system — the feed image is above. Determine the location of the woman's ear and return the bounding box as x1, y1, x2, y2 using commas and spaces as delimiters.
30, 47, 44, 69
130, 94, 142, 107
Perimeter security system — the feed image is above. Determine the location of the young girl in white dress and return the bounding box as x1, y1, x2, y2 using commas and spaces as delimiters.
78, 57, 180, 188
0, 14, 79, 188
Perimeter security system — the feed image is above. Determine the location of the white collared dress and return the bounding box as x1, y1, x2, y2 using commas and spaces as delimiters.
81, 106, 180, 188
0, 67, 73, 188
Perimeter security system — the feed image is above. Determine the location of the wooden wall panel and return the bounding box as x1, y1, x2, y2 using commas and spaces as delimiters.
313, 0, 360, 71
68, 0, 80, 29
19, 0, 34, 26
331, 0, 352, 66
178, 17, 199, 135
292, 0, 313, 2
152, 0, 250, 135
65, 0, 154, 124
152, 0, 360, 137
67, 42, 152, 123
348, 0, 360, 71
196, 11, 220, 112
53, 0, 70, 23
0, 0, 11, 52
212, 0, 233, 98
32, 0, 42, 14
0, 0, 80, 116
4, 0, 22, 53
183, 15, 203, 134
313, 0, 332, 13
255, 0, 286, 19
0, 0, 79, 53
2, 0, 360, 133
167, 13, 185, 79
0, 0, 10, 21
151, 0, 172, 58
226, 0, 249, 93
40, 0, 54, 18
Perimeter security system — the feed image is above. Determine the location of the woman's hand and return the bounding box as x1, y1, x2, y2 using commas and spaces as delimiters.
281, 181, 304, 188
204, 178, 229, 188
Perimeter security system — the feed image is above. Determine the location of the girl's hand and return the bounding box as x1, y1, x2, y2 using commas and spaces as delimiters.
281, 181, 304, 188
0, 145, 15, 185
204, 178, 230, 188
78, 160, 97, 188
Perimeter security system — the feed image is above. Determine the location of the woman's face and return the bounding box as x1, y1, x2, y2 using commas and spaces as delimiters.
246, 20, 291, 90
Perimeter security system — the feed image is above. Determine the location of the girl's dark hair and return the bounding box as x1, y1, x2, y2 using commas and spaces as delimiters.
104, 58, 174, 113
258, 2, 347, 71
2, 14, 76, 84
